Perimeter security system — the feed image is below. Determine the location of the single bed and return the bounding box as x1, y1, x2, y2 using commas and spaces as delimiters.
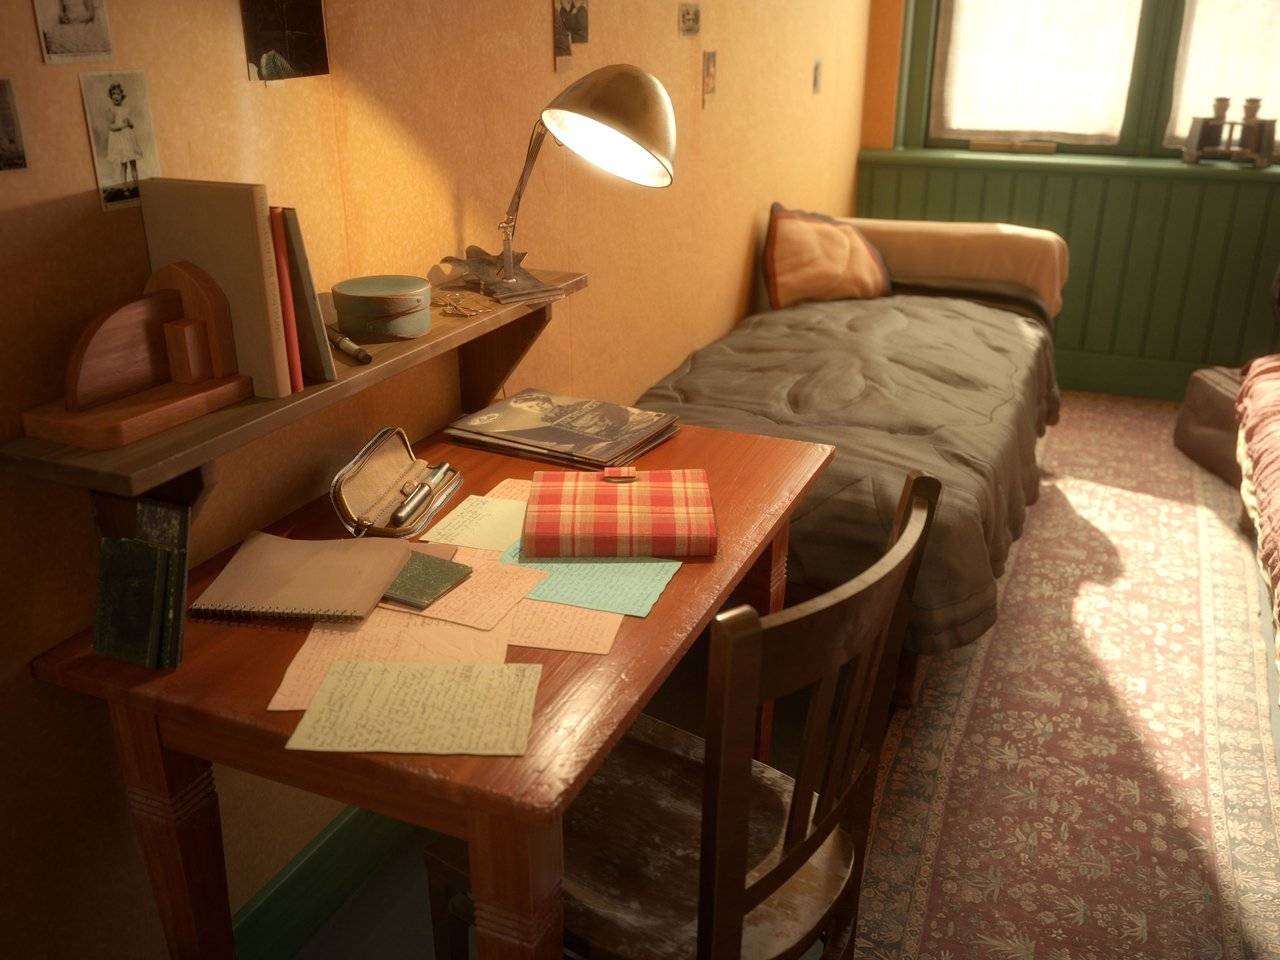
638, 214, 1067, 653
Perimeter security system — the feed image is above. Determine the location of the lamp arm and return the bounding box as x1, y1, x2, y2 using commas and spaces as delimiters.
499, 119, 549, 280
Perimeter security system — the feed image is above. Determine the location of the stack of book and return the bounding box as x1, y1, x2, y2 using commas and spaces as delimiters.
446, 390, 678, 468
141, 178, 338, 399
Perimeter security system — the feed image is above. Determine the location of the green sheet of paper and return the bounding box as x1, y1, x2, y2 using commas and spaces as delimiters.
383, 552, 471, 610
500, 543, 681, 617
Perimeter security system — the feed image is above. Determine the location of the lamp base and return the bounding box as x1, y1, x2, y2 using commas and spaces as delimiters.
442, 246, 562, 304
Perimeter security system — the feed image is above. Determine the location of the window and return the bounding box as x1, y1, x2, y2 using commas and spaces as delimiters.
1166, 0, 1280, 146
930, 0, 1144, 144
915, 0, 1280, 157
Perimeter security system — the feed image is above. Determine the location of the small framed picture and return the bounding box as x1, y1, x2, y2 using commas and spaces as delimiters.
679, 3, 701, 37
240, 0, 330, 81
79, 71, 161, 209
0, 79, 27, 171
32, 0, 113, 64
702, 50, 717, 107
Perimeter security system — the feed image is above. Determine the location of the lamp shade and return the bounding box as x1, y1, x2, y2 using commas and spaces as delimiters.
541, 64, 676, 188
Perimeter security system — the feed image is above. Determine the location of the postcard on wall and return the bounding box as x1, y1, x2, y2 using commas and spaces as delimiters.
702, 50, 717, 108
679, 3, 701, 37
79, 71, 161, 209
0, 80, 27, 172
241, 0, 330, 81
33, 0, 113, 64
552, 0, 573, 72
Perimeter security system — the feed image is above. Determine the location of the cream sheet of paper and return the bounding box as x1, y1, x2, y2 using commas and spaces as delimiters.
269, 606, 509, 711
386, 561, 546, 630
423, 495, 526, 551
486, 478, 532, 502
510, 599, 623, 655
286, 661, 542, 755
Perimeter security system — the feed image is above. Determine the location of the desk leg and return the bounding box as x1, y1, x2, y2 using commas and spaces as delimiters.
110, 704, 233, 959
743, 525, 790, 761
469, 813, 563, 960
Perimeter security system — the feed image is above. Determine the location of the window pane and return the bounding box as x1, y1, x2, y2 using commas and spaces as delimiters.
931, 0, 1143, 144
1166, 0, 1280, 148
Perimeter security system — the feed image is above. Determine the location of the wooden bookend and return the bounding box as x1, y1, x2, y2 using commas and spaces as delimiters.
165, 318, 213, 384
65, 289, 180, 412
145, 261, 238, 377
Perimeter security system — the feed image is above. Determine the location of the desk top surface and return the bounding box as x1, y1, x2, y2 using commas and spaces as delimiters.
33, 424, 832, 822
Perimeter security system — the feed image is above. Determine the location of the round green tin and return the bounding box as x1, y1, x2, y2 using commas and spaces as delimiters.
332, 275, 432, 340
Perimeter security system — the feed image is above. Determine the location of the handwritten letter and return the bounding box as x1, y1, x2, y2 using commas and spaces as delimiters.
391, 561, 546, 630
286, 661, 542, 755
424, 495, 526, 551
501, 543, 681, 617
270, 606, 510, 711
510, 599, 623, 655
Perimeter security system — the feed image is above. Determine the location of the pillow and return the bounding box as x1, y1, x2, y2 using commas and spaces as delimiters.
762, 202, 890, 310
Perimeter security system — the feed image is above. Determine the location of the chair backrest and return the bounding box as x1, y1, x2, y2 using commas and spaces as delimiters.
696, 472, 941, 959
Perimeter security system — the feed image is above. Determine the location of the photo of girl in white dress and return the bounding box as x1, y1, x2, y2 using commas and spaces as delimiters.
79, 71, 161, 208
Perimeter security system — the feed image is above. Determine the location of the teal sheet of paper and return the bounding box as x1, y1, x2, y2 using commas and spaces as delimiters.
500, 543, 681, 617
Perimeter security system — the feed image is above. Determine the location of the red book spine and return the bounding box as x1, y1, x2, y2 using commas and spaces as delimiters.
269, 206, 304, 393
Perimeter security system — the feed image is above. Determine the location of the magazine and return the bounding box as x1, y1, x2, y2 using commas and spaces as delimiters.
446, 390, 678, 467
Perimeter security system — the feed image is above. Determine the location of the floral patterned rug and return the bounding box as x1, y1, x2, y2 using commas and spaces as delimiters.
855, 392, 1280, 960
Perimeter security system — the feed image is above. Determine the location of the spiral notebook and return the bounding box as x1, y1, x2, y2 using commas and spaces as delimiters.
191, 532, 410, 622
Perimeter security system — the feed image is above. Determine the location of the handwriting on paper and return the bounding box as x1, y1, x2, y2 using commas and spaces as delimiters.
424, 495, 527, 551
452, 546, 504, 566
510, 599, 623, 654
393, 561, 546, 630
285, 661, 542, 755
501, 543, 681, 617
486, 478, 532, 502
270, 606, 509, 711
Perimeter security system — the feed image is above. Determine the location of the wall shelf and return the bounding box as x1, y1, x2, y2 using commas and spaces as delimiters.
1, 270, 587, 497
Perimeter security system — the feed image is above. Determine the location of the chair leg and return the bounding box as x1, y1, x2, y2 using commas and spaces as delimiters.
892, 650, 924, 708
427, 868, 470, 960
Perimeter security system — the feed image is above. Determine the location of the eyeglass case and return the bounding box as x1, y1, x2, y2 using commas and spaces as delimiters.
330, 427, 461, 538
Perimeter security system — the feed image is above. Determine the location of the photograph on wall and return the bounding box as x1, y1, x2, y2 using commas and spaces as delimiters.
240, 0, 330, 81
679, 3, 701, 37
0, 80, 27, 171
552, 0, 572, 72
32, 0, 113, 63
702, 50, 717, 107
557, 0, 588, 44
79, 71, 161, 208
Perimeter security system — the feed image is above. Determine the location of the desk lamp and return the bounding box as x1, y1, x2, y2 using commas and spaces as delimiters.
447, 64, 677, 302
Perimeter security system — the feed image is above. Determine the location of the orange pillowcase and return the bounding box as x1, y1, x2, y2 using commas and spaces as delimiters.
763, 203, 890, 310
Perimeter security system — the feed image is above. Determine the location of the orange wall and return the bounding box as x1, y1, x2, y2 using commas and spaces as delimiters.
0, 1, 871, 954
861, 0, 905, 149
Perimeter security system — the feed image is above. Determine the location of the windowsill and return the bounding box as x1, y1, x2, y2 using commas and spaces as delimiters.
860, 147, 1280, 181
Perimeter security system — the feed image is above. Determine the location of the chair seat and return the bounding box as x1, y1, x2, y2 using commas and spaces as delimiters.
561, 714, 855, 960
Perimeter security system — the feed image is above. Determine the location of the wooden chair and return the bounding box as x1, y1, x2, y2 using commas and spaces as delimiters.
425, 472, 941, 959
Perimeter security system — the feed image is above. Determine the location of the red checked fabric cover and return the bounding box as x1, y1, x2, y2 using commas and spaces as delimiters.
521, 467, 717, 558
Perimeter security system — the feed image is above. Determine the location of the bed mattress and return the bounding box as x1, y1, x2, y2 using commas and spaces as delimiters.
638, 294, 1059, 653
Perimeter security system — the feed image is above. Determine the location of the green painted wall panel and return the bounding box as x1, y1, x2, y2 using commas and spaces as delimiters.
924, 170, 956, 220
897, 168, 928, 218
1143, 182, 1203, 360
1082, 178, 1137, 355
953, 170, 984, 220
1057, 177, 1105, 351
981, 172, 1014, 221
857, 150, 1280, 399
1112, 180, 1170, 357
1206, 185, 1270, 364
1174, 183, 1237, 363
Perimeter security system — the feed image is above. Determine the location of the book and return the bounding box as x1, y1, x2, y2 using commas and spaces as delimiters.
382, 552, 472, 610
269, 207, 305, 393
140, 178, 291, 399
281, 207, 337, 384
191, 532, 411, 622
521, 468, 717, 558
445, 389, 678, 468
93, 537, 171, 668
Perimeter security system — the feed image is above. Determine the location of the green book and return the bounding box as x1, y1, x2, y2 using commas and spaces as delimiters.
93, 538, 170, 668
382, 553, 471, 610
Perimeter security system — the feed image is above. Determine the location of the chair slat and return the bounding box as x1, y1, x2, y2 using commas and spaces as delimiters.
782, 672, 839, 850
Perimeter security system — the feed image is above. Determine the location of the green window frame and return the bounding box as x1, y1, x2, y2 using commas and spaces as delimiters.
897, 0, 1188, 157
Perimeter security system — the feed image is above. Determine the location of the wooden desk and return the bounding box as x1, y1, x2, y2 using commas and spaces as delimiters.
32, 425, 832, 959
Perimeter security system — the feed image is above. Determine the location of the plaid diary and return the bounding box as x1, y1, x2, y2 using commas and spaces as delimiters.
521, 467, 717, 558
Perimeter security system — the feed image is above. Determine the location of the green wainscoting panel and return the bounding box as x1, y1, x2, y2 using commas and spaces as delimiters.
232, 806, 419, 960
857, 149, 1280, 399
